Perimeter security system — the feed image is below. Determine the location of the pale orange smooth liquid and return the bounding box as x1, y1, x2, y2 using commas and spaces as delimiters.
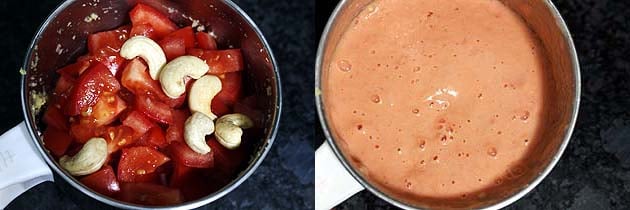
324, 0, 549, 204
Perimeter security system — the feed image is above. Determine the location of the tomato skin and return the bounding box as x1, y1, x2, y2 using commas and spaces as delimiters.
80, 165, 120, 196
163, 27, 196, 48
65, 63, 121, 116
135, 127, 167, 149
122, 110, 157, 138
169, 141, 214, 168
187, 49, 245, 74
159, 37, 186, 61
130, 23, 157, 40
215, 72, 242, 106
42, 127, 73, 157
129, 4, 177, 39
159, 27, 195, 61
118, 182, 184, 205
43, 106, 68, 131
117, 146, 170, 182
195, 32, 217, 50
135, 94, 174, 125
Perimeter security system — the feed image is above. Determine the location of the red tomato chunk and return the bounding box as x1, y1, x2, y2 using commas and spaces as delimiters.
118, 146, 170, 182
80, 165, 121, 196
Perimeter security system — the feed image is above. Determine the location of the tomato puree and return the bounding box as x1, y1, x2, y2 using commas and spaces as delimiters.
323, 0, 550, 204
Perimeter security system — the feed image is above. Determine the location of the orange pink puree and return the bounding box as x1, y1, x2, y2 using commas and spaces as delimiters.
323, 0, 549, 204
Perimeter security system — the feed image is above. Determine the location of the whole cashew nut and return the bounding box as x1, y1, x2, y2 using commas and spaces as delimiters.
189, 75, 222, 120
159, 56, 210, 99
120, 36, 167, 80
215, 113, 254, 149
184, 112, 215, 154
59, 137, 108, 176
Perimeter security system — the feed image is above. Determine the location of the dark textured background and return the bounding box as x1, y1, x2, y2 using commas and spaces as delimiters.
3, 0, 314, 209
315, 0, 630, 209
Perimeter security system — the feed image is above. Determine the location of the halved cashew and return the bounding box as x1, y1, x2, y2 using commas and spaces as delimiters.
159, 56, 210, 99
189, 75, 222, 120
59, 138, 107, 176
184, 112, 215, 154
215, 113, 254, 149
120, 36, 166, 80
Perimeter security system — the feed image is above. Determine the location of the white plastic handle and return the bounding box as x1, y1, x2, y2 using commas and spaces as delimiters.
315, 142, 364, 210
0, 122, 53, 208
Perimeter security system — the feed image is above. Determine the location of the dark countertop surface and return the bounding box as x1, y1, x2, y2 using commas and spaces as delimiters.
315, 0, 630, 209
3, 0, 314, 209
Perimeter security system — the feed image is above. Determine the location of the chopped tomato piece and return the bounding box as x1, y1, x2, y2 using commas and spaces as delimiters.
159, 37, 185, 61
159, 27, 195, 60
65, 63, 120, 116
136, 94, 174, 125
129, 4, 177, 39
165, 110, 188, 143
55, 74, 75, 96
87, 27, 129, 55
169, 163, 210, 200
80, 165, 120, 196
187, 49, 244, 74
163, 26, 196, 48
42, 127, 73, 157
215, 72, 242, 106
211, 99, 231, 117
135, 127, 167, 149
118, 146, 170, 182
70, 121, 99, 143
121, 58, 185, 108
122, 110, 157, 137
130, 23, 157, 40
207, 138, 246, 176
57, 60, 91, 78
169, 141, 214, 168
195, 32, 217, 50
121, 58, 160, 95
92, 92, 127, 126
118, 182, 184, 205
100, 126, 136, 154
94, 55, 127, 76
87, 26, 130, 75
43, 106, 68, 131
164, 95, 187, 108
170, 162, 195, 187
54, 74, 75, 96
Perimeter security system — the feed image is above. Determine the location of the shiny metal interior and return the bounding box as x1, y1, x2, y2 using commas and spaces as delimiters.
21, 0, 281, 209
315, 0, 580, 209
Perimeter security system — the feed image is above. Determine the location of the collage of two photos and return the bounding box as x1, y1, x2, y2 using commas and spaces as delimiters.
1, 0, 630, 209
